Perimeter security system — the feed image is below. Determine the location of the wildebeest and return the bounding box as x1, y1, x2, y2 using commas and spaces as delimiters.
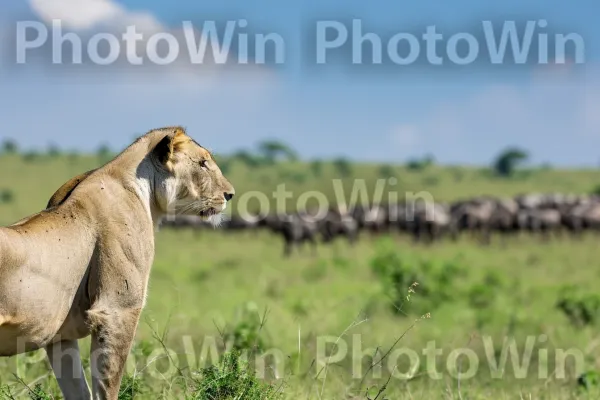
320, 207, 359, 245
157, 190, 600, 251
262, 212, 319, 257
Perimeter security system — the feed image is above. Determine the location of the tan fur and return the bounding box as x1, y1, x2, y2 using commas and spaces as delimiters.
47, 169, 97, 209
0, 127, 234, 400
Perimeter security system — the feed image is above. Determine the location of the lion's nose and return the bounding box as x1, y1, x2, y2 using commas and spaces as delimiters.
224, 192, 234, 202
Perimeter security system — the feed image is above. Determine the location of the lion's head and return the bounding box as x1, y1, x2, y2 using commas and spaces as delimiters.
150, 127, 235, 225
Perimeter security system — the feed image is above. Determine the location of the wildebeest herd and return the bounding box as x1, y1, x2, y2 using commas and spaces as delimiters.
160, 192, 600, 256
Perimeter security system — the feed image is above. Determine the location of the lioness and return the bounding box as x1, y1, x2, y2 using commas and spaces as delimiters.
0, 127, 234, 400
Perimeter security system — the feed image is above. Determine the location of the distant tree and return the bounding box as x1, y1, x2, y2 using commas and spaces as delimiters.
47, 143, 61, 158
310, 159, 323, 177
378, 164, 396, 178
333, 157, 352, 178
257, 140, 298, 163
233, 150, 262, 168
406, 154, 435, 171
97, 144, 112, 161
22, 151, 41, 162
0, 189, 14, 204
1, 139, 18, 155
67, 151, 80, 164
492, 147, 529, 177
216, 156, 231, 174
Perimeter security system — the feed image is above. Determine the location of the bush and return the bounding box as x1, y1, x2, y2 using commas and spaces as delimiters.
1, 139, 18, 155
47, 143, 61, 158
0, 189, 14, 204
578, 370, 600, 390
97, 144, 113, 162
467, 270, 506, 311
556, 285, 600, 327
378, 164, 396, 178
222, 302, 270, 353
370, 240, 467, 315
332, 157, 352, 178
310, 159, 323, 177
191, 350, 282, 400
28, 384, 53, 400
406, 155, 434, 171
118, 375, 145, 400
22, 151, 41, 162
467, 283, 495, 310
218, 158, 231, 175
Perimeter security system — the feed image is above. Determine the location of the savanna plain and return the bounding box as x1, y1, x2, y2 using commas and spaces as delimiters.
2, 152, 600, 399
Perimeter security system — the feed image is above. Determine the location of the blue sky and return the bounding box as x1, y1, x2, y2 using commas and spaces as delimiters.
1, 0, 599, 166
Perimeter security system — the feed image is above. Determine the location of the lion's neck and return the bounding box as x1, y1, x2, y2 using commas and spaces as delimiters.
103, 131, 173, 227
108, 130, 166, 172
133, 157, 176, 228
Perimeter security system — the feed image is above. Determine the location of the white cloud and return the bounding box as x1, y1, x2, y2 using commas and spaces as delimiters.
25, 0, 277, 86
28, 0, 164, 33
0, 0, 280, 155
29, 0, 124, 30
390, 125, 419, 147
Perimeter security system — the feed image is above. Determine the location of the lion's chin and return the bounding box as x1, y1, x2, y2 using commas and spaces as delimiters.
198, 208, 224, 227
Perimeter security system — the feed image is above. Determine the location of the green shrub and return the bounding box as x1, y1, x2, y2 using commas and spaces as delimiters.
468, 271, 506, 310
191, 350, 282, 400
310, 159, 323, 177
0, 385, 13, 399
28, 384, 53, 400
22, 151, 41, 162
556, 285, 600, 327
467, 283, 495, 310
1, 139, 18, 155
47, 144, 61, 158
332, 157, 352, 178
370, 240, 466, 315
0, 189, 14, 204
218, 158, 232, 175
222, 302, 270, 353
406, 155, 434, 171
578, 370, 600, 390
378, 164, 396, 178
118, 375, 145, 400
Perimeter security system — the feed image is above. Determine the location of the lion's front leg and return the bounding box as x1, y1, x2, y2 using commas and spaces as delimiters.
87, 307, 142, 400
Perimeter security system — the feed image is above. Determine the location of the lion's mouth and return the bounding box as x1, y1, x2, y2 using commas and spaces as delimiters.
199, 208, 219, 218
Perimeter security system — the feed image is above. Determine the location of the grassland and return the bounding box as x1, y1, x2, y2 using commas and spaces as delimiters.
2, 153, 600, 399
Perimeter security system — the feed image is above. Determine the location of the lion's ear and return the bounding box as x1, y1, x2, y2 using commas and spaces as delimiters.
153, 135, 175, 167
153, 128, 187, 170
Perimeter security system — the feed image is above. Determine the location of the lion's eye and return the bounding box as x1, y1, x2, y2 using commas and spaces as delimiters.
200, 160, 209, 169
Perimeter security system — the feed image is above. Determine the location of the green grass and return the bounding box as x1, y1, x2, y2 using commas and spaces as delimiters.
2, 155, 600, 398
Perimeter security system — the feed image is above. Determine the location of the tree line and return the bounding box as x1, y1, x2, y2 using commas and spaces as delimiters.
1, 137, 535, 178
